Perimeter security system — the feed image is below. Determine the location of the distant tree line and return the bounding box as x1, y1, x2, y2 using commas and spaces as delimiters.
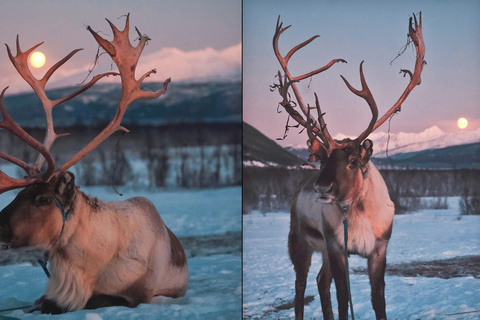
243, 166, 480, 215
0, 123, 241, 189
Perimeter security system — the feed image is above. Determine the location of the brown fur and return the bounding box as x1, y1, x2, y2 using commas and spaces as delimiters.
290, 141, 394, 320
168, 227, 187, 267
0, 172, 188, 313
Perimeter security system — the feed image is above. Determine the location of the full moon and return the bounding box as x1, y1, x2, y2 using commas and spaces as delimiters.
457, 117, 468, 129
30, 51, 46, 68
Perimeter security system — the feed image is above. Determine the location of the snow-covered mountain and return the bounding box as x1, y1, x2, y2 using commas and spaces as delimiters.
3, 80, 241, 128
352, 126, 480, 157
287, 126, 480, 158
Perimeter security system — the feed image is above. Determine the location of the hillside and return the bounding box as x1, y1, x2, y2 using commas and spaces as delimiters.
243, 122, 305, 167
286, 139, 480, 169
3, 80, 241, 127
244, 123, 480, 214
372, 142, 480, 169
243, 122, 313, 214
286, 125, 480, 169
0, 81, 242, 189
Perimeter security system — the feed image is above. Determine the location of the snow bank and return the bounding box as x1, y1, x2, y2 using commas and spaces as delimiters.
243, 202, 480, 319
0, 187, 241, 319
1, 254, 241, 319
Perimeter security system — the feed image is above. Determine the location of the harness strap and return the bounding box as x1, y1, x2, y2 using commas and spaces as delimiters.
38, 194, 69, 279
342, 205, 355, 320
359, 164, 367, 179
51, 194, 68, 235
38, 251, 51, 278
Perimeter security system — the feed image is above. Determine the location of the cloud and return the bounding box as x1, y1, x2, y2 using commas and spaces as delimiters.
137, 43, 241, 83
2, 43, 242, 95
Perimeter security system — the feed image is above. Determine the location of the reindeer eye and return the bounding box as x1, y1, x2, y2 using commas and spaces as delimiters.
34, 196, 50, 207
349, 159, 358, 167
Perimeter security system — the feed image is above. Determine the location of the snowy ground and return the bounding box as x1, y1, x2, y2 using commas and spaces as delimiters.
0, 186, 241, 319
243, 197, 480, 320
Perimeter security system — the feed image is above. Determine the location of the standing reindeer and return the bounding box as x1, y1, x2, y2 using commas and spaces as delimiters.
0, 15, 188, 314
272, 13, 425, 320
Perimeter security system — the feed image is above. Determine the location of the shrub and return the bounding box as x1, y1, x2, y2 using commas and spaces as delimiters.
459, 187, 480, 215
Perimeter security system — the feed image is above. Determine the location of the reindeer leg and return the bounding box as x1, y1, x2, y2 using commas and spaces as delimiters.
27, 295, 63, 314
288, 231, 312, 320
329, 249, 348, 320
368, 239, 388, 320
85, 294, 130, 309
316, 250, 334, 320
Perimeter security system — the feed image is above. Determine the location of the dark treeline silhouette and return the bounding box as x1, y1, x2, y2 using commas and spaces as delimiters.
0, 123, 241, 189
243, 166, 480, 215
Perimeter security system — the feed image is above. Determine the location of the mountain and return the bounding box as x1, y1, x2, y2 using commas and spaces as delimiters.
360, 126, 480, 158
285, 125, 480, 169
243, 122, 306, 168
372, 142, 480, 169
3, 80, 241, 128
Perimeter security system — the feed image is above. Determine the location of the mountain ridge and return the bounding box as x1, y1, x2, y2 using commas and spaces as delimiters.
3, 80, 241, 128
286, 125, 480, 158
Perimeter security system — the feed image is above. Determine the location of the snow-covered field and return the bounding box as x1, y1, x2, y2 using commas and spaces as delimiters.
0, 186, 241, 319
243, 198, 480, 319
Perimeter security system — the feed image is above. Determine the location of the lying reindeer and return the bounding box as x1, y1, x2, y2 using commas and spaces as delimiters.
272, 13, 425, 320
0, 14, 188, 314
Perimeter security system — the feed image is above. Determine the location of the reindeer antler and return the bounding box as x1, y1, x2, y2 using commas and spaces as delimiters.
272, 13, 426, 160
0, 14, 170, 194
5, 36, 119, 173
57, 13, 170, 174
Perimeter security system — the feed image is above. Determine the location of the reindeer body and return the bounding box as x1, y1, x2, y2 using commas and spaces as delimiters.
0, 14, 188, 314
291, 163, 393, 258
272, 13, 425, 320
289, 151, 394, 320
288, 163, 394, 319
0, 173, 188, 313
47, 195, 188, 311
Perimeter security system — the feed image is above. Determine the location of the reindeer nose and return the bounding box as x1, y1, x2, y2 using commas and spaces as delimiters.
314, 181, 333, 196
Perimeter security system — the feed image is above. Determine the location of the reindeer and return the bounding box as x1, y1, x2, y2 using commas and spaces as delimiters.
0, 15, 188, 314
272, 13, 425, 320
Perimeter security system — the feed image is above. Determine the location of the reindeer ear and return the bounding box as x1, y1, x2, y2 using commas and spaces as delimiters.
360, 139, 373, 163
54, 171, 76, 201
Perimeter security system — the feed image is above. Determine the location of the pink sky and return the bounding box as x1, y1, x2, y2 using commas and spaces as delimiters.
0, 0, 241, 94
243, 1, 480, 147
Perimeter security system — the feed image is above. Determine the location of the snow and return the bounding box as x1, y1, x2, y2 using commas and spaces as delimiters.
243, 198, 480, 319
0, 186, 241, 319
290, 126, 480, 157
369, 126, 480, 157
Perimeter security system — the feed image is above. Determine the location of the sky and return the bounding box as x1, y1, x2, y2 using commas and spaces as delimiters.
243, 0, 480, 147
0, 0, 241, 94
1, 1, 479, 149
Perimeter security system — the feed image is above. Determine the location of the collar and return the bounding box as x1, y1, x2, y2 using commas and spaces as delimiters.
51, 194, 69, 235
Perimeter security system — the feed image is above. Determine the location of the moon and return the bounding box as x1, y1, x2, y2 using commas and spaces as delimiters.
30, 51, 46, 68
457, 117, 468, 129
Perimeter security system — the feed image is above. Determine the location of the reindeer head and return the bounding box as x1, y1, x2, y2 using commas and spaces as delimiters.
0, 15, 170, 247
314, 139, 373, 203
0, 172, 76, 249
272, 13, 425, 203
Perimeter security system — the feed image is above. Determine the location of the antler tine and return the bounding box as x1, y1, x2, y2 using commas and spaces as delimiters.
5, 36, 120, 174
273, 16, 347, 82
340, 61, 379, 143
6, 36, 44, 93
372, 11, 426, 132
0, 87, 55, 180
273, 13, 426, 161
272, 16, 347, 158
42, 49, 83, 86
313, 92, 349, 154
0, 171, 38, 194
284, 35, 320, 67
57, 14, 170, 175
